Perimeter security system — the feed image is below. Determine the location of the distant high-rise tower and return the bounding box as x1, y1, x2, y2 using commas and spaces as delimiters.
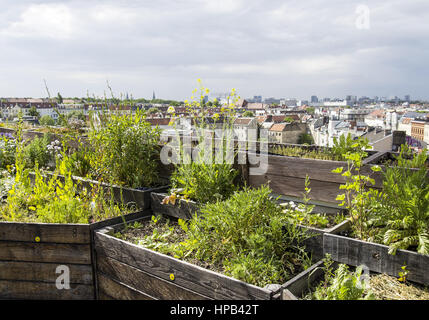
311, 95, 318, 103
153, 91, 156, 100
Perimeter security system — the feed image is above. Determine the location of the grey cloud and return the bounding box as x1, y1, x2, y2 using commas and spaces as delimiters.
0, 0, 428, 100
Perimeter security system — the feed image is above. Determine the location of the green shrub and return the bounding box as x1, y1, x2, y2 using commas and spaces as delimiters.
378, 145, 429, 254
298, 133, 314, 145
39, 115, 55, 126
1, 118, 131, 224
89, 109, 161, 188
23, 134, 53, 169
332, 133, 368, 160
1, 154, 130, 224
170, 160, 238, 203
169, 83, 240, 203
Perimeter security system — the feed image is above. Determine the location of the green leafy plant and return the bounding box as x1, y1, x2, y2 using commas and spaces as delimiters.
169, 82, 239, 203
23, 134, 53, 169
378, 145, 429, 255
298, 133, 314, 145
170, 160, 238, 203
282, 176, 330, 229
398, 265, 409, 283
332, 137, 382, 240
89, 108, 161, 188
1, 117, 132, 224
332, 133, 361, 159
39, 115, 55, 126
310, 254, 374, 300
65, 139, 92, 178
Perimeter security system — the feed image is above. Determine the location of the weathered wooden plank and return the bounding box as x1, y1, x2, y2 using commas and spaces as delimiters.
150, 193, 200, 220
249, 154, 383, 196
323, 233, 429, 286
362, 151, 389, 165
97, 273, 155, 300
0, 241, 91, 264
0, 280, 94, 300
257, 155, 348, 184
295, 220, 350, 262
94, 231, 273, 300
89, 209, 153, 232
282, 260, 325, 299
97, 255, 211, 300
107, 185, 169, 211
0, 261, 93, 284
250, 174, 343, 203
0, 222, 90, 244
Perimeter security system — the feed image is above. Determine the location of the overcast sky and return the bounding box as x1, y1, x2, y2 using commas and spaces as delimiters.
0, 0, 428, 100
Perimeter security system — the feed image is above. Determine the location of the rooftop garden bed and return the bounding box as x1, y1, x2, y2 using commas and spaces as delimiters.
322, 141, 429, 286
0, 119, 150, 299
95, 186, 316, 300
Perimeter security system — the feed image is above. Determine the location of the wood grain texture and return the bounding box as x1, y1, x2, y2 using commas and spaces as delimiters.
323, 233, 429, 286
250, 174, 343, 203
94, 231, 273, 300
0, 261, 93, 284
253, 154, 349, 184
248, 153, 383, 203
0, 279, 94, 300
0, 222, 90, 244
97, 273, 155, 300
282, 260, 325, 299
97, 255, 210, 300
0, 241, 91, 264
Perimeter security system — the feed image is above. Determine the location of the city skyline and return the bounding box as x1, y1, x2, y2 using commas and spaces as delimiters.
1, 1, 429, 100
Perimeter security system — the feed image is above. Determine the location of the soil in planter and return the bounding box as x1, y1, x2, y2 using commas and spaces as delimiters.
114, 216, 217, 272
368, 274, 429, 300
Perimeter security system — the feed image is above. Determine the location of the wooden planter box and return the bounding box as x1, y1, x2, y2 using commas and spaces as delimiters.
0, 210, 150, 300
150, 192, 200, 220
296, 220, 350, 262
281, 260, 326, 300
74, 178, 169, 210
278, 198, 349, 261
248, 151, 384, 204
93, 212, 318, 300
323, 222, 429, 286
28, 172, 169, 210
282, 259, 373, 300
